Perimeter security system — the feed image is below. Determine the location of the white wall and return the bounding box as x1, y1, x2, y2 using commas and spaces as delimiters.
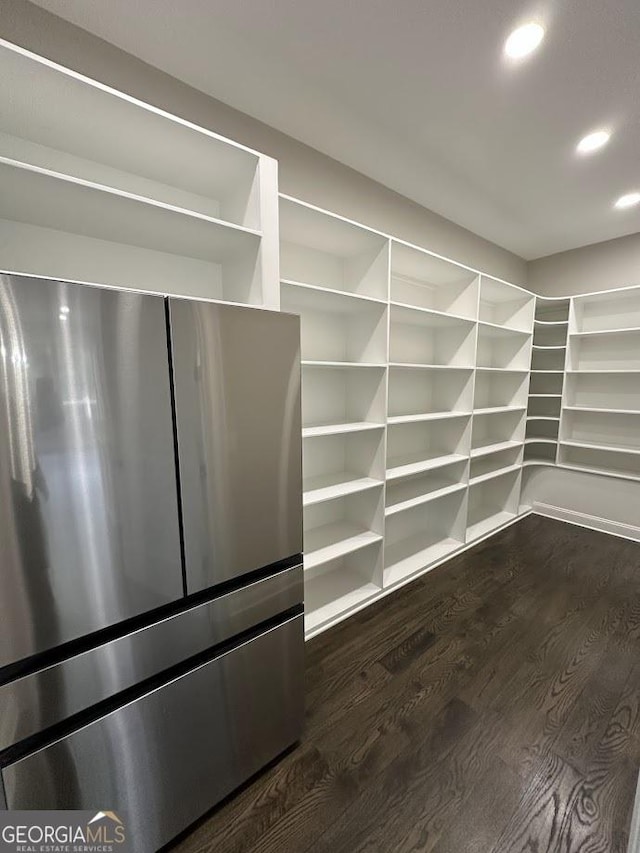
528, 232, 640, 296
522, 466, 640, 541
0, 0, 526, 286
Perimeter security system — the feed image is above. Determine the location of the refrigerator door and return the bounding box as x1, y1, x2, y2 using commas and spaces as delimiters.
0, 565, 302, 751
169, 300, 302, 593
0, 274, 183, 671
2, 615, 305, 852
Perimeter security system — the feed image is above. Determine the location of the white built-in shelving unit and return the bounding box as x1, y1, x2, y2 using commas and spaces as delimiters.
468, 277, 534, 540
524, 296, 570, 466
6, 37, 639, 642
279, 197, 389, 635
558, 286, 640, 481
280, 195, 536, 636
385, 244, 477, 590
0, 39, 280, 306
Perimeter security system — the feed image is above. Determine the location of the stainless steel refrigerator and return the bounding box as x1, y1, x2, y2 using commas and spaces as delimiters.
0, 273, 304, 851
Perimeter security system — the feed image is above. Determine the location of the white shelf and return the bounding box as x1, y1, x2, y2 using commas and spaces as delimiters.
386, 481, 467, 517
281, 278, 386, 306
303, 474, 383, 507
470, 442, 521, 482
533, 322, 568, 349
564, 372, 640, 412
0, 156, 260, 255
469, 463, 521, 486
558, 442, 640, 481
466, 510, 516, 542
302, 365, 386, 433
279, 196, 389, 300
572, 288, 640, 334
304, 521, 383, 570
476, 323, 532, 370
281, 279, 387, 312
388, 362, 473, 420
535, 297, 570, 325
388, 411, 472, 425
526, 425, 559, 442
524, 440, 557, 464
560, 409, 640, 456
560, 439, 640, 457
570, 327, 640, 338
0, 157, 265, 301
477, 319, 532, 336
388, 362, 474, 371
557, 461, 640, 484
474, 405, 526, 415
566, 369, 640, 374
389, 300, 474, 325
302, 360, 386, 369
390, 242, 479, 319
475, 366, 529, 373
390, 303, 477, 367
304, 571, 381, 635
532, 350, 566, 373
385, 479, 467, 586
303, 422, 384, 438
567, 333, 640, 372
0, 45, 263, 230
529, 372, 565, 397
479, 277, 535, 333
384, 535, 462, 587
282, 282, 387, 364
470, 439, 522, 458
473, 370, 528, 411
386, 451, 468, 481
471, 408, 525, 462
564, 406, 640, 416
275, 201, 640, 636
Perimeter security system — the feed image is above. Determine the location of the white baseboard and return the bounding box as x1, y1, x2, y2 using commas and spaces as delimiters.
532, 502, 640, 543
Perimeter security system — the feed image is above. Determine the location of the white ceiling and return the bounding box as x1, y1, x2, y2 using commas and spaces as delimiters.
30, 0, 640, 259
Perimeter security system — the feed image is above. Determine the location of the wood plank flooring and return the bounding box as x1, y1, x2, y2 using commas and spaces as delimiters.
171, 515, 640, 853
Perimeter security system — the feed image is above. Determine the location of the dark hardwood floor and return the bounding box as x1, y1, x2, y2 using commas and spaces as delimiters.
172, 515, 640, 853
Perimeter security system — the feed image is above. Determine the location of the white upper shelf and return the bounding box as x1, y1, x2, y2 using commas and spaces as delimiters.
570, 327, 640, 338
282, 279, 386, 307
0, 41, 262, 230
0, 157, 261, 264
281, 279, 386, 314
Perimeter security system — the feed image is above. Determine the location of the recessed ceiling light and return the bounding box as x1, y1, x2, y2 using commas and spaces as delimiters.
504, 23, 545, 60
614, 192, 640, 209
577, 130, 610, 155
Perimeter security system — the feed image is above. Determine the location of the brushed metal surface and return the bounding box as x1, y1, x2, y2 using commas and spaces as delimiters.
169, 300, 303, 593
2, 615, 305, 852
0, 565, 302, 751
0, 274, 183, 670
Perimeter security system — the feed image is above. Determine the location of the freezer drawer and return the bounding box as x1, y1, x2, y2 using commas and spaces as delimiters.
2, 615, 304, 852
169, 299, 303, 593
0, 564, 302, 751
0, 275, 183, 670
